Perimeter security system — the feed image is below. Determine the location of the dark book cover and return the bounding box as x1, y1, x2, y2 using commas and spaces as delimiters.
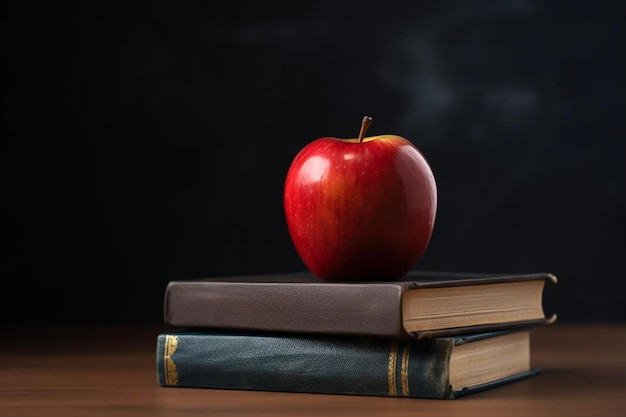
155, 327, 539, 399
163, 270, 557, 338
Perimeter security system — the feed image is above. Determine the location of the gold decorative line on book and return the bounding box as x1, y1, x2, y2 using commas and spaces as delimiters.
388, 341, 399, 396
164, 335, 179, 386
400, 344, 411, 397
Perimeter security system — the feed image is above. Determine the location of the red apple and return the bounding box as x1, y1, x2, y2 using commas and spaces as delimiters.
284, 116, 437, 281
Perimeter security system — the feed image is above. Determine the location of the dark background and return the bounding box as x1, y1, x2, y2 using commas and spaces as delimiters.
2, 0, 624, 326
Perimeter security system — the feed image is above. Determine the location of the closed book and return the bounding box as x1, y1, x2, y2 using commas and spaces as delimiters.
156, 328, 538, 399
163, 270, 557, 339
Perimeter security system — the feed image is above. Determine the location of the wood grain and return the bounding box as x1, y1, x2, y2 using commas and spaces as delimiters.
1, 323, 625, 417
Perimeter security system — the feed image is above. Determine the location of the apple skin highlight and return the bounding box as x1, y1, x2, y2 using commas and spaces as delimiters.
284, 126, 437, 281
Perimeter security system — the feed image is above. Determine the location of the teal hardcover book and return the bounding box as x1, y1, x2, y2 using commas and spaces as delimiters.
156, 328, 539, 399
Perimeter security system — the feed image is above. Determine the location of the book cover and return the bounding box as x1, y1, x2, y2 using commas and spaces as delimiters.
163, 270, 557, 339
156, 328, 539, 399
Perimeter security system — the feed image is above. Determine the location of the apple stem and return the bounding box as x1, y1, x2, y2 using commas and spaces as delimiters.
358, 116, 373, 143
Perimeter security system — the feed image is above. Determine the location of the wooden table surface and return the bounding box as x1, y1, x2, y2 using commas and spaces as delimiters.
1, 323, 625, 417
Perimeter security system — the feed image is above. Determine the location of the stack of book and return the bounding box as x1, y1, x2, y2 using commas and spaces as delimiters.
156, 271, 557, 399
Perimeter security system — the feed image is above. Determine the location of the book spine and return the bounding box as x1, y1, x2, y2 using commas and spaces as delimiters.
164, 282, 408, 338
156, 332, 453, 399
